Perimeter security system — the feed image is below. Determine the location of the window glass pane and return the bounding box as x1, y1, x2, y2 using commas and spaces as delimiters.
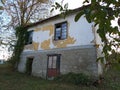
62, 23, 67, 27
62, 31, 67, 34
56, 32, 61, 35
62, 28, 66, 31
52, 56, 57, 68
62, 26, 66, 29
48, 56, 52, 68
55, 27, 61, 40
61, 32, 66, 39
56, 28, 61, 31
26, 31, 33, 44
61, 36, 66, 39
61, 23, 67, 39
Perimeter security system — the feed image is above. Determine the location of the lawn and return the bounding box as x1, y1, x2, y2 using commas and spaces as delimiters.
0, 63, 120, 90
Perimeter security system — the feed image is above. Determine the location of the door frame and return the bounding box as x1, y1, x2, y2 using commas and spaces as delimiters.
46, 54, 61, 79
26, 57, 34, 75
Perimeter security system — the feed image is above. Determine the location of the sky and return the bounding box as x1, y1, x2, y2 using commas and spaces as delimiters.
55, 0, 84, 9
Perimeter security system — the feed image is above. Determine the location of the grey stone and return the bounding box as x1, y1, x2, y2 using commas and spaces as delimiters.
18, 45, 98, 78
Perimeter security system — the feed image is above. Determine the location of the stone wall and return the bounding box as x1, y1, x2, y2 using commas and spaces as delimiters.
18, 45, 98, 78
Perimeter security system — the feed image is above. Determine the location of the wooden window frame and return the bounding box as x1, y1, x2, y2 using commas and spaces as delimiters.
54, 21, 68, 40
25, 30, 33, 45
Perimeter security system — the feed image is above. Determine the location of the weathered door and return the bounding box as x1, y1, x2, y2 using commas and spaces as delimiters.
47, 55, 60, 78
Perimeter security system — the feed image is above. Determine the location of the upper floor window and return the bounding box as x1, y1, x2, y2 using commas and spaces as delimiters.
54, 21, 67, 40
26, 30, 33, 45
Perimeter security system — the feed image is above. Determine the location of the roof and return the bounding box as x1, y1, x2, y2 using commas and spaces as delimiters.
26, 4, 90, 28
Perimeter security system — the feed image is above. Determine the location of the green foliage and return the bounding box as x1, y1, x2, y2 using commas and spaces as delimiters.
51, 2, 69, 18
53, 0, 120, 67
102, 67, 120, 90
8, 26, 28, 69
107, 51, 120, 70
75, 10, 84, 22
54, 72, 92, 85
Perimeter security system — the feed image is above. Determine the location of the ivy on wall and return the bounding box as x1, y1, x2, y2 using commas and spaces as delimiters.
9, 26, 28, 69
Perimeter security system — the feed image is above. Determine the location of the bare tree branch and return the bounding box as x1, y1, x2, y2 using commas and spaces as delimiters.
2, 0, 52, 27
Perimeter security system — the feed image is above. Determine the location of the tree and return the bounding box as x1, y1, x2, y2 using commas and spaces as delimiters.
53, 0, 120, 68
0, 3, 4, 45
1, 0, 53, 27
1, 0, 53, 68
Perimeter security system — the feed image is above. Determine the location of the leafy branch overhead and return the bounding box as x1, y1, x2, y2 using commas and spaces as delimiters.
51, 2, 69, 18
53, 0, 120, 65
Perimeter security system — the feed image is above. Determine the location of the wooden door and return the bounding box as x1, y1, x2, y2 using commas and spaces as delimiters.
47, 55, 60, 78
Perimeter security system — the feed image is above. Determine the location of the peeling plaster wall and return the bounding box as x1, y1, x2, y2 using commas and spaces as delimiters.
19, 12, 100, 78
24, 14, 94, 51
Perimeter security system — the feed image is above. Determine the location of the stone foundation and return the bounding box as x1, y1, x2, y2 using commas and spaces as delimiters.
18, 45, 98, 78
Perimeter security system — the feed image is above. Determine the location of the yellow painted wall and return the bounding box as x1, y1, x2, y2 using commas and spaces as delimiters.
34, 24, 54, 36
25, 23, 76, 51
52, 36, 76, 48
41, 39, 50, 49
33, 42, 39, 50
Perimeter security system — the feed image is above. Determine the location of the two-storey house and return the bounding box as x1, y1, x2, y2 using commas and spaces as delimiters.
18, 6, 103, 79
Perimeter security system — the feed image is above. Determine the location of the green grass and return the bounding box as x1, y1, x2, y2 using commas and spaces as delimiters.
0, 63, 120, 90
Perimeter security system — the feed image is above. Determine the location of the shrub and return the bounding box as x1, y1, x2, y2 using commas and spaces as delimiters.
54, 72, 92, 85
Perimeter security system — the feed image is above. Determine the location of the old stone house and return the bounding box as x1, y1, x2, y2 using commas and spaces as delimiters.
18, 6, 103, 79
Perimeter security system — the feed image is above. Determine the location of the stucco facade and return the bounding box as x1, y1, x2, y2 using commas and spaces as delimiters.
18, 7, 102, 78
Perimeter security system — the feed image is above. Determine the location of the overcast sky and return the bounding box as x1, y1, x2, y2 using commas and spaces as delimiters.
55, 0, 84, 9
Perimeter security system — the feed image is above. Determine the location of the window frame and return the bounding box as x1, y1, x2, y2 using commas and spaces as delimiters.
47, 54, 61, 69
54, 21, 68, 40
25, 30, 33, 45
46, 54, 61, 79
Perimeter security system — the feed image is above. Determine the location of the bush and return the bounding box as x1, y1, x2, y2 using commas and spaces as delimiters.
54, 72, 92, 85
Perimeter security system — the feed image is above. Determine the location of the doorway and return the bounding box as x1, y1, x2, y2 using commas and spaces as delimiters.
26, 57, 34, 75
